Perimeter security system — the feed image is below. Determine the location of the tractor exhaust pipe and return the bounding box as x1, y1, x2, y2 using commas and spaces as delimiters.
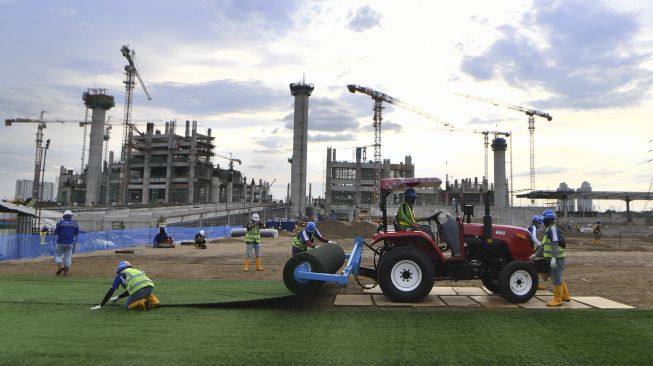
483, 191, 493, 245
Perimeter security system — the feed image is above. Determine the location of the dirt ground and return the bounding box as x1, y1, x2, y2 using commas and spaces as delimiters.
1, 228, 652, 308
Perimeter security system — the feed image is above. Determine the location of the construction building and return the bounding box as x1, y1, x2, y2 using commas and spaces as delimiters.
289, 81, 314, 218
57, 120, 272, 207
323, 146, 502, 218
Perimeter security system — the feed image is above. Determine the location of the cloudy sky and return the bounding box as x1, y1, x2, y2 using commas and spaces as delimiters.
1, 0, 652, 210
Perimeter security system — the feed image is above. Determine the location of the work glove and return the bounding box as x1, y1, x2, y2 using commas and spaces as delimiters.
109, 296, 119, 303
90, 305, 102, 310
550, 257, 557, 270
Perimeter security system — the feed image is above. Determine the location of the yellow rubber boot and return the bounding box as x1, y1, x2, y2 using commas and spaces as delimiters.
128, 298, 147, 310
243, 258, 250, 271
547, 285, 563, 307
146, 294, 161, 307
256, 257, 264, 271
561, 282, 571, 302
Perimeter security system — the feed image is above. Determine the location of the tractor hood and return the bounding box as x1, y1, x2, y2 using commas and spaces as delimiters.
380, 177, 443, 193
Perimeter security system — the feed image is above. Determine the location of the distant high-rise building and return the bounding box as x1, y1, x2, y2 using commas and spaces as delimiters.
577, 181, 593, 212
15, 180, 33, 200
14, 179, 54, 201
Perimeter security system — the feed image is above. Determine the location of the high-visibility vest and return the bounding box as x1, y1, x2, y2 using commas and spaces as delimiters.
293, 231, 314, 251
123, 268, 154, 294
396, 201, 416, 230
542, 225, 565, 258
246, 224, 261, 244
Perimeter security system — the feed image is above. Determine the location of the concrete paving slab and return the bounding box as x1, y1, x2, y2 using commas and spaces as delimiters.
334, 295, 374, 306
536, 296, 592, 309
362, 287, 384, 294
573, 296, 634, 309
481, 286, 500, 295
440, 295, 481, 307
535, 289, 553, 296
412, 295, 448, 307
430, 287, 457, 296
517, 297, 549, 309
470, 295, 518, 308
372, 294, 413, 307
453, 287, 488, 296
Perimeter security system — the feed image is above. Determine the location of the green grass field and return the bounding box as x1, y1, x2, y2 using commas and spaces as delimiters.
1, 275, 652, 366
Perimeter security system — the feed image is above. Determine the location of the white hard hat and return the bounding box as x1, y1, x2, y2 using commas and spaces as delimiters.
251, 213, 260, 221
199, 230, 205, 235
63, 210, 73, 216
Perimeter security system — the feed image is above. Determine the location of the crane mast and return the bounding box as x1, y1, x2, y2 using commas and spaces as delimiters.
457, 93, 552, 202
347, 84, 450, 203
119, 45, 151, 205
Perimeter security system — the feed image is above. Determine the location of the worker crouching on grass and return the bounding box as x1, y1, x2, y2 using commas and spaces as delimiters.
90, 261, 160, 311
541, 209, 572, 306
244, 213, 264, 271
291, 221, 336, 256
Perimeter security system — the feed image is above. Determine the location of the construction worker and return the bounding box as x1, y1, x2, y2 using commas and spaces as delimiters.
54, 210, 79, 276
593, 221, 602, 244
527, 215, 548, 290
194, 229, 207, 249
153, 226, 174, 248
292, 221, 335, 256
90, 261, 160, 311
541, 209, 571, 306
244, 213, 265, 271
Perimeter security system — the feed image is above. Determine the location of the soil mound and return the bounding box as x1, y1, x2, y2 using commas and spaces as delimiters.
316, 221, 378, 240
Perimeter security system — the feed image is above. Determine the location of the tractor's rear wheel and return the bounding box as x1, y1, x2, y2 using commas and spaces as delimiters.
378, 246, 435, 302
498, 261, 538, 303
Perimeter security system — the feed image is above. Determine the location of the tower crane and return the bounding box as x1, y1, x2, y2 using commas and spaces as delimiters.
347, 84, 450, 203
119, 44, 152, 205
5, 111, 84, 201
216, 153, 242, 177
457, 93, 552, 200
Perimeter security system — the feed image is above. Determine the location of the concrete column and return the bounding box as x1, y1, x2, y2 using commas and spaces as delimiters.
289, 81, 314, 218
492, 137, 507, 208
82, 89, 114, 206
188, 122, 196, 203
105, 151, 114, 204
142, 124, 153, 204
165, 135, 173, 203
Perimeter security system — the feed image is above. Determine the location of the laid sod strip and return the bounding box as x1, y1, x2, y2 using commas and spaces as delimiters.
0, 275, 292, 305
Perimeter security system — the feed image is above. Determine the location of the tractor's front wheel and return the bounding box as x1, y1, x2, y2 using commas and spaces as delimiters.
498, 261, 538, 303
378, 246, 435, 302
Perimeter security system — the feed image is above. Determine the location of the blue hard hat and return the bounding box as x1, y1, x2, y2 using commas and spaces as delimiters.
404, 188, 417, 199
306, 221, 316, 233
116, 261, 132, 273
542, 209, 556, 219
532, 215, 544, 224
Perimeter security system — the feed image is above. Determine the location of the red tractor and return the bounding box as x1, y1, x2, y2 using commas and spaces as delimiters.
370, 177, 538, 303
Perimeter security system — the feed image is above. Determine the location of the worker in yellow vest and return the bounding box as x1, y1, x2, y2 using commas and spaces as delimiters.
244, 213, 265, 271
541, 209, 571, 306
90, 261, 160, 311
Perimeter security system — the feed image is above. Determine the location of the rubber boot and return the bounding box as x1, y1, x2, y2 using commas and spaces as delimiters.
547, 285, 563, 307
128, 298, 147, 310
243, 258, 250, 271
256, 257, 264, 271
56, 263, 64, 276
537, 275, 546, 290
561, 282, 571, 302
63, 267, 70, 277
145, 294, 161, 307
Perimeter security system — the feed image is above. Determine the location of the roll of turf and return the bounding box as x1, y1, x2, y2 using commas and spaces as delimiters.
283, 243, 345, 295
230, 228, 247, 237
260, 229, 278, 238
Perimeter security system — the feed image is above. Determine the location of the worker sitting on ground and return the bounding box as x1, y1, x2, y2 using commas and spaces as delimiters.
90, 261, 160, 311
153, 227, 174, 248
194, 230, 207, 249
292, 221, 336, 256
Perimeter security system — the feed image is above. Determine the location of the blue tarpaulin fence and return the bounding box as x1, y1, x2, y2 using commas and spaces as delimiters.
0, 225, 239, 261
